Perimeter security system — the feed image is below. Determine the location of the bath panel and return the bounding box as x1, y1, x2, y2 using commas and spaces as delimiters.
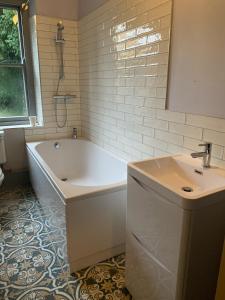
26, 138, 127, 272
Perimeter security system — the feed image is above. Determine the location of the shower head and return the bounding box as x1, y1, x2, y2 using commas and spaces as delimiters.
56, 21, 64, 42
57, 21, 64, 31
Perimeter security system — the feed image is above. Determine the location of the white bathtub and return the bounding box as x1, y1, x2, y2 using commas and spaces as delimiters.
26, 139, 127, 272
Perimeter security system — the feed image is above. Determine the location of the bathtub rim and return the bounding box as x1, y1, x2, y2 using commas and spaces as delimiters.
26, 138, 127, 203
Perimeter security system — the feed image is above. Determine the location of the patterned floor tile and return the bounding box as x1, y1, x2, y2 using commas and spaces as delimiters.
70, 254, 131, 300
2, 284, 74, 300
0, 186, 132, 300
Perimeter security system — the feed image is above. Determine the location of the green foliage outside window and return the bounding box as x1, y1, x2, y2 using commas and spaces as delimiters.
0, 8, 27, 117
0, 8, 20, 63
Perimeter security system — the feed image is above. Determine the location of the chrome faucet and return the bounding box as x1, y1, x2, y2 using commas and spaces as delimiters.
191, 142, 212, 168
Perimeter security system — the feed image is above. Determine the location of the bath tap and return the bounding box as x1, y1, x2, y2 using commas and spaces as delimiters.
54, 142, 60, 149
72, 128, 78, 139
191, 142, 212, 168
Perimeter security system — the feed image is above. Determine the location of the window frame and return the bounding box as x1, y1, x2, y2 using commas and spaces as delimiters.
0, 0, 36, 126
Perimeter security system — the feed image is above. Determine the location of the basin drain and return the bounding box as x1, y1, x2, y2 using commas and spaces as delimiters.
182, 186, 193, 193
61, 178, 68, 182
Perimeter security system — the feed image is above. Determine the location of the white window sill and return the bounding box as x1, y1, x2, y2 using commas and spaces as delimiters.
0, 124, 43, 130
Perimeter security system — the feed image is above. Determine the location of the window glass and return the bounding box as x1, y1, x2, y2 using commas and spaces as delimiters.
0, 66, 28, 117
0, 6, 28, 118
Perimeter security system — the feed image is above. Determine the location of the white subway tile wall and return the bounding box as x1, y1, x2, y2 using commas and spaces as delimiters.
25, 16, 81, 141
25, 0, 225, 168
78, 0, 225, 167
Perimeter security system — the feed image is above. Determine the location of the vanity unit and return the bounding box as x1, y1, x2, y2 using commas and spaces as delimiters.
126, 155, 225, 300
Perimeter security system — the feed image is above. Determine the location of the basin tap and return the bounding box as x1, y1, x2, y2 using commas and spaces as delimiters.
191, 142, 212, 168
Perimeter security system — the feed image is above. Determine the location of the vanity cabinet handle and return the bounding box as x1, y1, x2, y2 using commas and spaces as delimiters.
130, 175, 151, 192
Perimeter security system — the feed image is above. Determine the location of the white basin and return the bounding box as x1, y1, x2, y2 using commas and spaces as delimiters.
129, 155, 225, 209
127, 155, 225, 299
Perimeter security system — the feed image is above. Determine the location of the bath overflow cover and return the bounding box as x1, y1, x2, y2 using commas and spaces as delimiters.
182, 186, 193, 193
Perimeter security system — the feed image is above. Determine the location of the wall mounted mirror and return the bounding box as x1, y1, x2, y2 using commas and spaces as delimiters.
167, 0, 225, 119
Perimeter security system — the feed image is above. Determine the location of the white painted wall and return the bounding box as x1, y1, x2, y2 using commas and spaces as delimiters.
4, 129, 27, 172
31, 0, 79, 20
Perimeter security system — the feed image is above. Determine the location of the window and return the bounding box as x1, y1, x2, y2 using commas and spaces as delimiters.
0, 1, 35, 126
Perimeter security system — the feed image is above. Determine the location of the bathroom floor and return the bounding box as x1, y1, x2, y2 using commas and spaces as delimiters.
0, 185, 131, 300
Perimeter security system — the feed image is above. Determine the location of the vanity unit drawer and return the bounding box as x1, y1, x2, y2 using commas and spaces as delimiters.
127, 175, 185, 274
126, 231, 176, 300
